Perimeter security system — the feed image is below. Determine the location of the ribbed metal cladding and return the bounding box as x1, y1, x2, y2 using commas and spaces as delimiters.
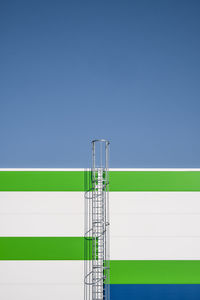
84, 140, 110, 300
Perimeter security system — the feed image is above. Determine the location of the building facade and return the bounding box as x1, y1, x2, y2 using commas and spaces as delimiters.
0, 169, 200, 299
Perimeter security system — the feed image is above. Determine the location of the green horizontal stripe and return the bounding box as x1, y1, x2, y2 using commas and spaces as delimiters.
110, 260, 200, 284
0, 237, 87, 260
109, 171, 200, 191
1, 171, 200, 191
0, 171, 85, 191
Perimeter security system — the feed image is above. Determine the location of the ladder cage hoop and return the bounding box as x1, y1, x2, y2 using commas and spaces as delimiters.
84, 140, 110, 300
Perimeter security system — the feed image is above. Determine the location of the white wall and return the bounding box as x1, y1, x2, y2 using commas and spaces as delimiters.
1, 190, 200, 299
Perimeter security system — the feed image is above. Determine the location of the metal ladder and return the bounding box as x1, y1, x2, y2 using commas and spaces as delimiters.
92, 168, 106, 300
84, 140, 110, 300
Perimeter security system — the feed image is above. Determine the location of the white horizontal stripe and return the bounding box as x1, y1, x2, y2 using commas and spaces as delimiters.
0, 214, 83, 236
0, 261, 83, 284
0, 260, 83, 299
2, 192, 199, 214
111, 214, 200, 237
111, 237, 200, 260
110, 192, 200, 214
1, 192, 200, 239
0, 192, 84, 236
110, 192, 200, 259
0, 285, 83, 300
0, 192, 84, 214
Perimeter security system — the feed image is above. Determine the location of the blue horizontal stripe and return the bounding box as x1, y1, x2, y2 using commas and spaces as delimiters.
110, 284, 200, 300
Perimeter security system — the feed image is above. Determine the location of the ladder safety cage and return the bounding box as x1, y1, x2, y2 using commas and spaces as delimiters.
84, 139, 110, 300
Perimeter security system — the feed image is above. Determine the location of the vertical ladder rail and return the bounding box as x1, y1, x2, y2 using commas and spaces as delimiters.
85, 140, 110, 300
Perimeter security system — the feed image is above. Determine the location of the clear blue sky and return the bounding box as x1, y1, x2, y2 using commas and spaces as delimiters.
0, 0, 200, 167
